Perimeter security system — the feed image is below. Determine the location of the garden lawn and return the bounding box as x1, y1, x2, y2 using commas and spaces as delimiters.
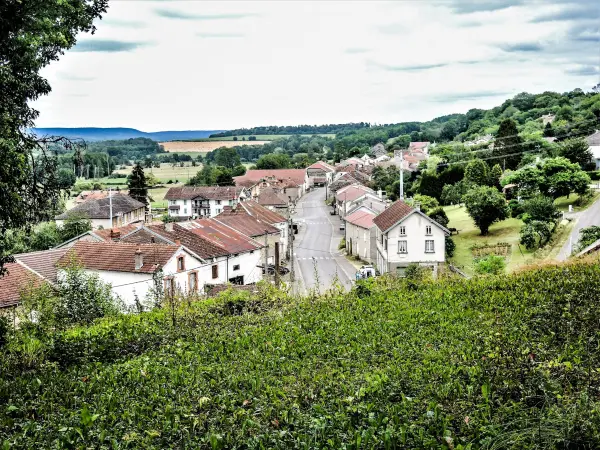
444, 205, 534, 274
553, 191, 599, 212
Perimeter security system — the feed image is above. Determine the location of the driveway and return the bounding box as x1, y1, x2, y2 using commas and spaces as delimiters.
557, 195, 600, 260
292, 187, 356, 293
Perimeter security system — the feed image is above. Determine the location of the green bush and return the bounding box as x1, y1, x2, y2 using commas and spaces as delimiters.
520, 220, 553, 250
508, 199, 525, 218
2, 263, 600, 447
445, 236, 456, 257
0, 315, 8, 348
474, 254, 506, 275
338, 237, 346, 250
427, 206, 449, 228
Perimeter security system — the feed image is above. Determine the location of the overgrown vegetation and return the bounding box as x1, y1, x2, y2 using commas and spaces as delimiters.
2, 261, 600, 447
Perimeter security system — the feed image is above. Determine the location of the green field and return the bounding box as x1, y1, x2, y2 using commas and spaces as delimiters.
114, 163, 199, 184
445, 205, 535, 274
179, 134, 336, 142
2, 261, 600, 447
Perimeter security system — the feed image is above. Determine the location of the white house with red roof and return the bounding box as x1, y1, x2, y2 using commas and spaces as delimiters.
345, 208, 378, 264
335, 184, 375, 217
234, 169, 308, 202
164, 186, 247, 219
373, 200, 449, 276
306, 161, 335, 187
408, 142, 431, 154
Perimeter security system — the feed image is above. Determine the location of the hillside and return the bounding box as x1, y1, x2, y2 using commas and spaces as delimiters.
31, 127, 224, 142
1, 260, 600, 448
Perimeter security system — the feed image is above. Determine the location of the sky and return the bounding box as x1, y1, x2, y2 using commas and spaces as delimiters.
33, 0, 600, 131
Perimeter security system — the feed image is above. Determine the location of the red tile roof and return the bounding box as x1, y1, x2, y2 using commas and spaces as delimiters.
345, 209, 376, 229
238, 200, 286, 225
409, 142, 430, 149
58, 241, 179, 274
234, 169, 306, 187
146, 224, 227, 259
372, 200, 415, 232
336, 185, 374, 203
15, 248, 69, 283
258, 188, 288, 207
0, 263, 45, 308
180, 219, 264, 254
307, 161, 335, 172
93, 224, 142, 241
164, 186, 245, 201
214, 204, 280, 238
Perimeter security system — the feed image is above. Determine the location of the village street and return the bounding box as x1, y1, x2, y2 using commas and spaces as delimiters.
292, 187, 356, 292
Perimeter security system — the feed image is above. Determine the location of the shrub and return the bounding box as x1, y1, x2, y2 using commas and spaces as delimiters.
508, 199, 525, 218
520, 220, 553, 250
522, 195, 559, 223
0, 315, 8, 348
576, 225, 600, 252
445, 236, 456, 257
474, 254, 506, 275
338, 237, 346, 250
427, 206, 449, 227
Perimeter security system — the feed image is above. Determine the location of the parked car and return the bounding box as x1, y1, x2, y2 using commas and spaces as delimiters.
262, 264, 290, 275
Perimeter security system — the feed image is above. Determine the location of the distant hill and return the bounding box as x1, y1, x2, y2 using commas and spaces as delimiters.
31, 127, 225, 142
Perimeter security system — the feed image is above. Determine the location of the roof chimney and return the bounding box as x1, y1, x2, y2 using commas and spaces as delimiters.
110, 229, 121, 241
175, 239, 181, 246
165, 222, 174, 232
415, 202, 421, 211
135, 248, 143, 270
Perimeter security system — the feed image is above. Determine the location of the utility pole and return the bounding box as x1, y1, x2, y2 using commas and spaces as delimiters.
399, 150, 404, 200
264, 231, 269, 283
106, 153, 110, 177
109, 188, 113, 229
289, 216, 295, 283
274, 242, 280, 287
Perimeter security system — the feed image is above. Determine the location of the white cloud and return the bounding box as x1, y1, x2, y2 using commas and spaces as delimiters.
32, 0, 597, 131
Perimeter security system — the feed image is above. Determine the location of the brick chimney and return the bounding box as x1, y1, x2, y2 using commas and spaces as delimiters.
165, 222, 174, 232
110, 229, 121, 241
135, 248, 143, 270
175, 239, 181, 246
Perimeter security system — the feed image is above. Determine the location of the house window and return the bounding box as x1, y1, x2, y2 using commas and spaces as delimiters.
216, 208, 221, 214
183, 199, 187, 205
398, 240, 408, 254
425, 240, 435, 253
426, 225, 432, 235
216, 200, 221, 205
164, 277, 176, 297
184, 208, 187, 215
189, 272, 197, 292
384, 238, 388, 250
399, 226, 406, 236
177, 256, 185, 271
233, 264, 240, 271
212, 264, 218, 279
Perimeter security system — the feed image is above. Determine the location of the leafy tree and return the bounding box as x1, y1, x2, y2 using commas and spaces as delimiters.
30, 222, 62, 251
474, 255, 505, 275
520, 220, 553, 250
427, 207, 449, 228
127, 163, 148, 208
540, 157, 591, 199
522, 195, 559, 223
214, 147, 241, 169
463, 186, 509, 235
410, 194, 439, 214
231, 165, 246, 177
556, 105, 574, 122
255, 153, 291, 169
145, 172, 160, 187
215, 168, 234, 186
543, 122, 555, 137
489, 164, 503, 190
61, 212, 92, 241
464, 159, 489, 186
559, 138, 594, 170
445, 236, 456, 257
57, 168, 76, 189
416, 171, 443, 199
0, 0, 107, 273
493, 119, 522, 170
576, 226, 600, 252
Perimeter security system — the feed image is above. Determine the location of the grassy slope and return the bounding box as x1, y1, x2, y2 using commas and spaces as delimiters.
445, 205, 534, 274
1, 262, 600, 447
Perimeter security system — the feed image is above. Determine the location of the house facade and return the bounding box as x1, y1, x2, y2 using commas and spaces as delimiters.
336, 184, 375, 217
234, 169, 308, 202
345, 208, 377, 264
164, 186, 247, 219
586, 130, 600, 169
55, 194, 146, 230
306, 161, 335, 187
373, 200, 449, 276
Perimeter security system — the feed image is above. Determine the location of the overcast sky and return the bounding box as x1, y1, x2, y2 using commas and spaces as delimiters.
33, 0, 599, 131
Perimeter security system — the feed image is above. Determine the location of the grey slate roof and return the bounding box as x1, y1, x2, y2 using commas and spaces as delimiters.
55, 194, 145, 220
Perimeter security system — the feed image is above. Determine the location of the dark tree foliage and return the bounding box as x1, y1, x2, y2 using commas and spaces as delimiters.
463, 186, 509, 235
127, 163, 148, 208
0, 0, 108, 273
215, 170, 234, 186
559, 138, 594, 170
493, 119, 523, 170
210, 122, 370, 138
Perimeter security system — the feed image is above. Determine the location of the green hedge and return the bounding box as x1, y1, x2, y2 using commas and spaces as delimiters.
1, 262, 600, 448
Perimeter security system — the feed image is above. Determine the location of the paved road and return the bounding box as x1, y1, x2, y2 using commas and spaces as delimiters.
557, 194, 600, 260
292, 188, 356, 293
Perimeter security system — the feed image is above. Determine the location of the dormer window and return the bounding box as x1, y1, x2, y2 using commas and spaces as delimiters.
177, 256, 185, 271
426, 225, 432, 235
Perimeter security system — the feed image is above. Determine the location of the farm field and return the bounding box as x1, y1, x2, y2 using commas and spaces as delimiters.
160, 140, 270, 153
114, 163, 199, 183
189, 134, 336, 141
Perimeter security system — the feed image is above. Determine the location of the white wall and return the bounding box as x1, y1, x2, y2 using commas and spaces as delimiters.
167, 198, 241, 218
346, 222, 376, 264
375, 212, 446, 274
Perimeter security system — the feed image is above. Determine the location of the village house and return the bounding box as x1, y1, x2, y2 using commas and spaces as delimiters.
257, 187, 289, 212
344, 208, 377, 264
306, 161, 335, 187
587, 130, 600, 169
55, 193, 146, 230
346, 192, 388, 216
373, 200, 449, 277
215, 200, 289, 258
234, 169, 308, 203
164, 186, 247, 219
57, 241, 206, 308
336, 184, 375, 217
408, 141, 431, 154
